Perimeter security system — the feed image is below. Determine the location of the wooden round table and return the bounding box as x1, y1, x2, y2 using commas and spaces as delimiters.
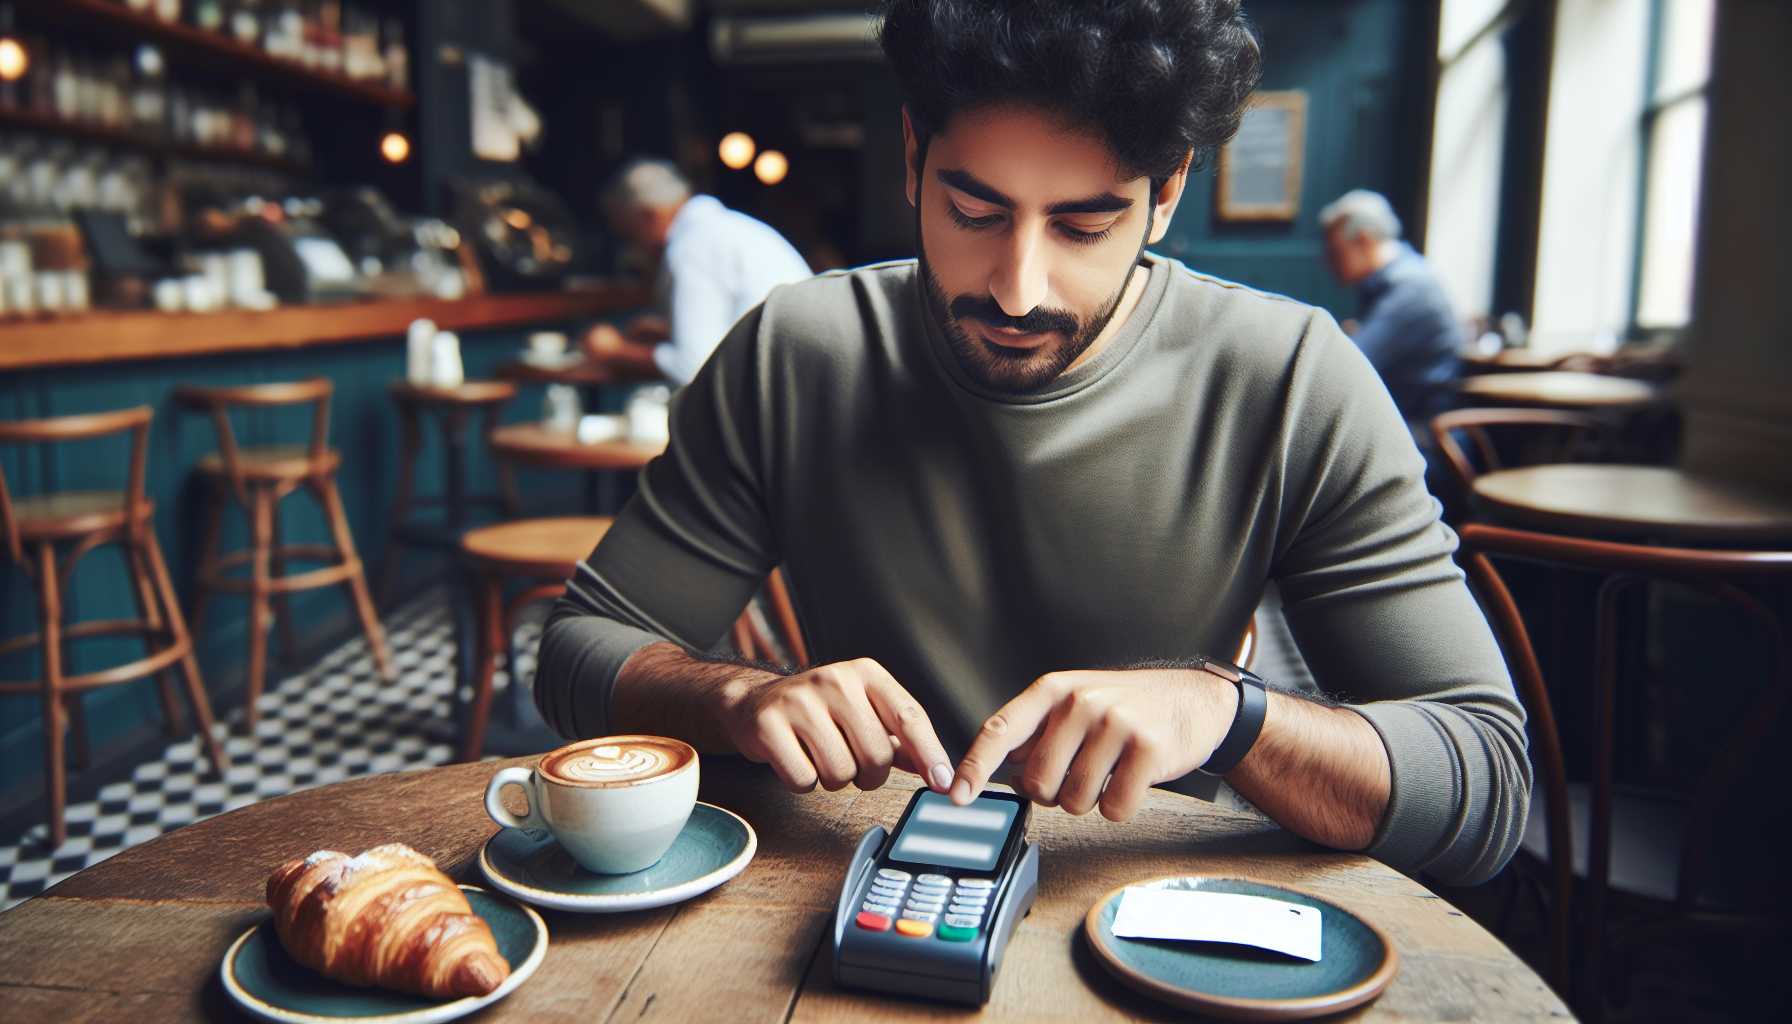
1473, 464, 1792, 544
490, 423, 667, 473
0, 761, 1568, 1020
497, 357, 647, 388
1461, 348, 1575, 374
1458, 371, 1662, 409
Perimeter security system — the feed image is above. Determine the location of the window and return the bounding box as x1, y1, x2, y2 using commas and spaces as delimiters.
1424, 0, 1513, 323
1633, 0, 1714, 329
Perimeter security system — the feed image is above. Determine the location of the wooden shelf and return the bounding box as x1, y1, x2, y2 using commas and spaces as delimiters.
0, 106, 309, 174
0, 286, 649, 371
15, 0, 416, 109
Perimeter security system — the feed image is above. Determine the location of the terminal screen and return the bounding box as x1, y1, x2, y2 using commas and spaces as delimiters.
889, 791, 1021, 872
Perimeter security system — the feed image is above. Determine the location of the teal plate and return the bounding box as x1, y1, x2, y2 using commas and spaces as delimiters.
220, 885, 547, 1024
1084, 876, 1399, 1021
478, 801, 756, 913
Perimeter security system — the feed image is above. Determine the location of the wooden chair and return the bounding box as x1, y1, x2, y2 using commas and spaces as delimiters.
176, 380, 394, 729
730, 569, 811, 669
456, 516, 806, 762
381, 380, 521, 606
1429, 408, 1611, 511
1235, 614, 1257, 671
0, 407, 228, 848
1457, 522, 1791, 1016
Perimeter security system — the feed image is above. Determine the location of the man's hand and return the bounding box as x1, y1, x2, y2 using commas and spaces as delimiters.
716, 658, 956, 795
625, 313, 671, 341
951, 668, 1240, 820
582, 322, 628, 359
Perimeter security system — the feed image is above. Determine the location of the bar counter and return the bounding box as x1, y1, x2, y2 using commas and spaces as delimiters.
0, 285, 648, 814
0, 285, 648, 371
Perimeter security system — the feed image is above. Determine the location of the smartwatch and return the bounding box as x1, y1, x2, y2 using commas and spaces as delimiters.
1193, 656, 1268, 776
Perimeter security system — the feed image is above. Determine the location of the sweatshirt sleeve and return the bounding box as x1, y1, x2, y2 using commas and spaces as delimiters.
535, 304, 777, 739
1270, 310, 1530, 886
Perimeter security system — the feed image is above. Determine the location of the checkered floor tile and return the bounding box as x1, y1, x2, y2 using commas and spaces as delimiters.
0, 589, 534, 912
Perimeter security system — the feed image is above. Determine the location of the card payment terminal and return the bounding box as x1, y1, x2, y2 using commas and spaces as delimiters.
832, 788, 1038, 1005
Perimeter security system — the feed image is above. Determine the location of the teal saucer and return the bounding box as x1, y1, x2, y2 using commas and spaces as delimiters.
478, 801, 756, 913
219, 886, 547, 1024
1084, 876, 1399, 1020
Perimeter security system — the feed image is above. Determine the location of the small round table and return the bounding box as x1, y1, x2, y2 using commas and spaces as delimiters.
0, 763, 1568, 1020
489, 423, 667, 474
1461, 348, 1575, 374
1472, 464, 1792, 545
456, 516, 614, 761
1458, 371, 1663, 409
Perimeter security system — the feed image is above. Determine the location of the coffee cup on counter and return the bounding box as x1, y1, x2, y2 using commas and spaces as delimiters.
484, 735, 699, 874
528, 331, 568, 362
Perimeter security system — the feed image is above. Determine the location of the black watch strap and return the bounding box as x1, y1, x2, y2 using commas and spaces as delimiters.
1195, 657, 1268, 776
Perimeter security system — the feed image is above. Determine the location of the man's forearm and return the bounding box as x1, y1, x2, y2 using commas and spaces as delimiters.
609, 641, 775, 754
1226, 691, 1391, 850
606, 338, 666, 378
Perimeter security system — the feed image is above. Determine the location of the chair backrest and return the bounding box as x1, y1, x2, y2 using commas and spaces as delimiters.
174, 379, 333, 501
1429, 408, 1610, 508
0, 406, 153, 567
1456, 522, 1792, 992
1235, 613, 1258, 671
731, 568, 811, 669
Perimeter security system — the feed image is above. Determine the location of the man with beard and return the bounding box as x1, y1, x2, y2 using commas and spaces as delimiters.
535, 0, 1528, 886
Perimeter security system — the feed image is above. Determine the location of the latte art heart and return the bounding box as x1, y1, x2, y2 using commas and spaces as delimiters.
557, 744, 674, 782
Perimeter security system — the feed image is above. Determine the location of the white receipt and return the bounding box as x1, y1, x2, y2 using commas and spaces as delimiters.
1111, 886, 1322, 962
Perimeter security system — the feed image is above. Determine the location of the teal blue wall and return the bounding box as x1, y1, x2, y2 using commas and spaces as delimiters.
1154, 0, 1432, 321
0, 322, 616, 818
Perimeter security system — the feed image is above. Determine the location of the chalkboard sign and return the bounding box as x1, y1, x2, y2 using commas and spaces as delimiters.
1217, 91, 1307, 222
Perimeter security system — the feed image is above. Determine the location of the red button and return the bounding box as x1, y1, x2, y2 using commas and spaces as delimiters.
855, 911, 891, 931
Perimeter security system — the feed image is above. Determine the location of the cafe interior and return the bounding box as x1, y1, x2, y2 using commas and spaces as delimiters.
0, 1, 1787, 1021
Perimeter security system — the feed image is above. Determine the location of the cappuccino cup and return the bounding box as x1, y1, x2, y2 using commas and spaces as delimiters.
484, 735, 699, 874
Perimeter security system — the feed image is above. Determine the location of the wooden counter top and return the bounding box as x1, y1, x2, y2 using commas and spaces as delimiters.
0, 286, 648, 372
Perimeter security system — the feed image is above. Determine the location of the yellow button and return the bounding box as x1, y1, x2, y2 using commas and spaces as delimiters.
894, 919, 934, 938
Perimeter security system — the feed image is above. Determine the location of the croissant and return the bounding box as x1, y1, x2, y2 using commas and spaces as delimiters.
266, 843, 510, 999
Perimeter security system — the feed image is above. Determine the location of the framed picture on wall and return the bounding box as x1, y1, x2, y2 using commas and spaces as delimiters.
1216, 91, 1307, 222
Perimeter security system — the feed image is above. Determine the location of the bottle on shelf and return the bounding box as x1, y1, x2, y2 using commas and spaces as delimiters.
383, 17, 407, 91
266, 1, 303, 61
132, 44, 167, 138
51, 48, 76, 122
232, 0, 265, 46
191, 0, 227, 35
317, 0, 344, 76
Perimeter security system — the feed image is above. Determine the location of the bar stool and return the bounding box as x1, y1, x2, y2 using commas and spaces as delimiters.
456, 517, 803, 762
381, 380, 520, 605
177, 380, 394, 729
0, 407, 227, 848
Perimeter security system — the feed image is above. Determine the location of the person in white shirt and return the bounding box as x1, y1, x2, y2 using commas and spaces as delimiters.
583, 159, 813, 384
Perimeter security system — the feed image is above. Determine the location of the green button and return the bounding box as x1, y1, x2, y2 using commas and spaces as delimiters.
937, 923, 977, 942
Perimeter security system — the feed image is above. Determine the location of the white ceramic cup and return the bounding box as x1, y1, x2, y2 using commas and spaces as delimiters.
528, 331, 567, 358
484, 735, 700, 874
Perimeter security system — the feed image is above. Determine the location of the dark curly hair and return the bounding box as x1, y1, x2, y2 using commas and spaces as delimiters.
878, 0, 1262, 189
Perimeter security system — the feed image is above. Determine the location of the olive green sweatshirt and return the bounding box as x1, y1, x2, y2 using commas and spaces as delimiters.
537, 253, 1529, 885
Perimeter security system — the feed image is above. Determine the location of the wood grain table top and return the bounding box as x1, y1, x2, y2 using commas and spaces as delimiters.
1474, 464, 1792, 544
1457, 371, 1663, 408
461, 516, 615, 577
490, 423, 667, 472
1460, 348, 1575, 372
0, 759, 1569, 1021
